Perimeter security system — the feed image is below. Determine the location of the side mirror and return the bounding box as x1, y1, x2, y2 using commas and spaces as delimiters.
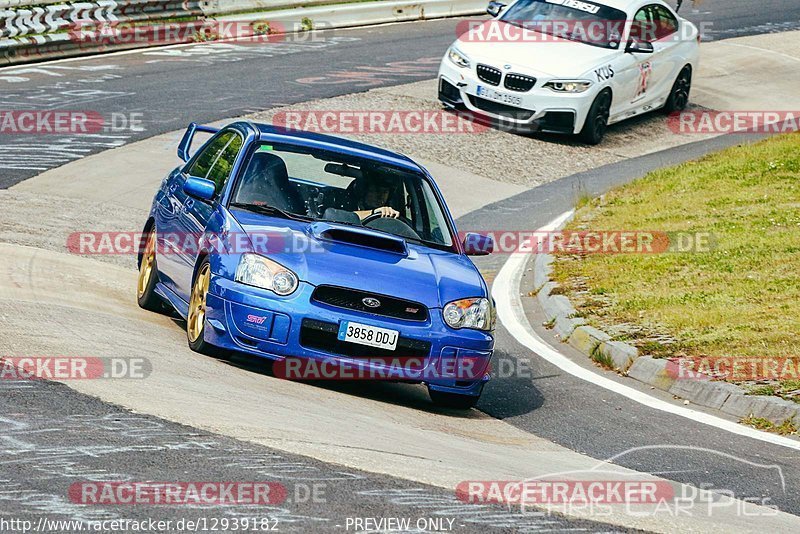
487, 1, 506, 18
625, 37, 654, 54
463, 233, 494, 256
183, 176, 216, 201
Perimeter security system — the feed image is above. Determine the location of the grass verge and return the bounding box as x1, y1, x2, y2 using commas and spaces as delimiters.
552, 134, 800, 394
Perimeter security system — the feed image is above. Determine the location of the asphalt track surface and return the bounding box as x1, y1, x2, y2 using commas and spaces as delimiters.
2, 0, 800, 532
1, 379, 623, 533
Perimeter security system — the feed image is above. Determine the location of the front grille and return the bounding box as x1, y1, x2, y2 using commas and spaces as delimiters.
300, 319, 431, 360
504, 73, 537, 92
467, 95, 536, 121
476, 64, 502, 86
312, 285, 428, 322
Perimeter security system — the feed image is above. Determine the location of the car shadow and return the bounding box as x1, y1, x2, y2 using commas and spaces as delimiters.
171, 313, 542, 419
445, 103, 711, 146
193, 343, 487, 419
477, 350, 546, 419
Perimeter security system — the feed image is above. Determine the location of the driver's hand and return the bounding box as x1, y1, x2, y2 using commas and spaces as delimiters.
372, 206, 400, 219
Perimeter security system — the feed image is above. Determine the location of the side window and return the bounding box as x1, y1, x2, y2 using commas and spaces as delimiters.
186, 133, 232, 180
630, 7, 654, 42
653, 5, 678, 40
206, 133, 243, 197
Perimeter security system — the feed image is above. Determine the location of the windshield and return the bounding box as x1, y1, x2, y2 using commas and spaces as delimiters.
500, 0, 627, 49
230, 143, 455, 250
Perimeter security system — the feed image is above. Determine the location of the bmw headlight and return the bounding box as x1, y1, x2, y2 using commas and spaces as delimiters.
235, 254, 298, 296
443, 298, 495, 331
544, 80, 593, 93
447, 47, 471, 69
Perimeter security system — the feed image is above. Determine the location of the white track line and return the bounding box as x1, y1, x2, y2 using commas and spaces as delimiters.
492, 210, 800, 452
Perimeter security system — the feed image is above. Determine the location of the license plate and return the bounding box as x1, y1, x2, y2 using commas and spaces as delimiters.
338, 321, 399, 351
476, 85, 523, 107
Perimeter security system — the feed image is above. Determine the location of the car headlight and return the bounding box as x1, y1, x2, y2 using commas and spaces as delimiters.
235, 254, 298, 296
544, 80, 593, 93
447, 47, 470, 69
443, 298, 495, 331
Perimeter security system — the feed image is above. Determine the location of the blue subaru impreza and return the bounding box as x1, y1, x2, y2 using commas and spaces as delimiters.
137, 121, 495, 408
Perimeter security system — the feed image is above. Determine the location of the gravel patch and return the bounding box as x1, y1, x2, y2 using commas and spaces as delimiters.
249, 79, 716, 188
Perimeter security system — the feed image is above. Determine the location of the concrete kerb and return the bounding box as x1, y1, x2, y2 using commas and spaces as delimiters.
530, 215, 800, 427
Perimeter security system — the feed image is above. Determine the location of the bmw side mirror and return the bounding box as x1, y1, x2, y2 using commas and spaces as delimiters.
625, 37, 654, 54
183, 176, 216, 201
487, 1, 506, 18
463, 233, 494, 256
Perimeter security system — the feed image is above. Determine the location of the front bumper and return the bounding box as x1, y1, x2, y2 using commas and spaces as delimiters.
438, 57, 598, 134
203, 276, 494, 396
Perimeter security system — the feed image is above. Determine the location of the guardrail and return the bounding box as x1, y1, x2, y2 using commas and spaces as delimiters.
0, 0, 486, 67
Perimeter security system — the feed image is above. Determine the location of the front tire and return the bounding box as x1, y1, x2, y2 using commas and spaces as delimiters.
579, 90, 612, 145
429, 387, 481, 410
187, 260, 220, 356
663, 66, 692, 114
137, 229, 166, 312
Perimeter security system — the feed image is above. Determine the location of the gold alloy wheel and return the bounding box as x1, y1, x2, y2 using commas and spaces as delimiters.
137, 232, 156, 299
187, 263, 210, 343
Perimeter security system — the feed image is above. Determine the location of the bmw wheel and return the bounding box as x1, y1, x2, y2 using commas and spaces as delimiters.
579, 90, 612, 145
428, 387, 481, 410
137, 229, 166, 312
663, 66, 692, 114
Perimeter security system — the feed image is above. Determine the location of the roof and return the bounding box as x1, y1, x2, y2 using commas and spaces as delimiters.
247, 121, 421, 172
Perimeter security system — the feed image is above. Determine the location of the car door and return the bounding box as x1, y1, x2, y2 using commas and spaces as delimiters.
175, 130, 244, 300
615, 5, 673, 114
647, 4, 682, 103
156, 132, 232, 299
630, 4, 679, 111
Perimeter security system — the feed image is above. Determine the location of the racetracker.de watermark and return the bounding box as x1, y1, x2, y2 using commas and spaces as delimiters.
68, 482, 287, 505
0, 357, 151, 380
67, 231, 325, 256
455, 19, 703, 44
667, 357, 800, 382
466, 230, 716, 255
668, 111, 800, 134
272, 110, 489, 134
271, 355, 524, 381
68, 21, 294, 47
0, 111, 145, 135
456, 480, 675, 505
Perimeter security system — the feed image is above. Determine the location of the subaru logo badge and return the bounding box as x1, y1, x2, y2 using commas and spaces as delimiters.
504, 64, 512, 70
362, 297, 381, 308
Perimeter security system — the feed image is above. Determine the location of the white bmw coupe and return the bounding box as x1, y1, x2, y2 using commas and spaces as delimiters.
438, 0, 700, 144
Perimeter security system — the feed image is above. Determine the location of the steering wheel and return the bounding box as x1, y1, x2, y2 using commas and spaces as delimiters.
362, 212, 414, 228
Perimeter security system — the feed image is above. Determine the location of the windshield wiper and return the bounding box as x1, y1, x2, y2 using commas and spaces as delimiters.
229, 202, 311, 221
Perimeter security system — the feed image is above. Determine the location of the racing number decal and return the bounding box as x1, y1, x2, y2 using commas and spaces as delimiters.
595, 65, 615, 82
636, 61, 653, 99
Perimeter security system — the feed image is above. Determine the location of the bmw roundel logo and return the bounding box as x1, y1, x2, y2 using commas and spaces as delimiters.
503, 64, 512, 70
362, 297, 381, 308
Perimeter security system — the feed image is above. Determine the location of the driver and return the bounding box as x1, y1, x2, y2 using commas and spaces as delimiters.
350, 170, 401, 221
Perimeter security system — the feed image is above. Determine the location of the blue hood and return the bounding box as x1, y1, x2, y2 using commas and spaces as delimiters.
230, 208, 486, 308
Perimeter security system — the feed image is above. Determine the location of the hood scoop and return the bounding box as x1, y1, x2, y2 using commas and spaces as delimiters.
309, 222, 408, 255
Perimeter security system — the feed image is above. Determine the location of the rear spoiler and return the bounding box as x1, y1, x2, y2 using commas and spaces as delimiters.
178, 123, 220, 162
